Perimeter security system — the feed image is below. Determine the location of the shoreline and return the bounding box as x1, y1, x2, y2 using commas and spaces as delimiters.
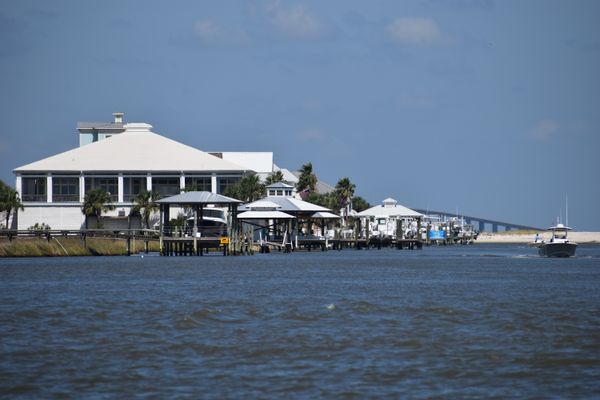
475, 231, 600, 244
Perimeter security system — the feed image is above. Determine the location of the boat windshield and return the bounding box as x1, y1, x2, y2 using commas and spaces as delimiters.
553, 230, 568, 239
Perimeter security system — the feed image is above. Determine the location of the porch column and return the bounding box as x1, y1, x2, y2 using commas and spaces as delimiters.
46, 174, 53, 203
211, 173, 217, 194
15, 174, 22, 197
79, 174, 85, 202
118, 173, 124, 203
180, 173, 186, 193
146, 173, 152, 192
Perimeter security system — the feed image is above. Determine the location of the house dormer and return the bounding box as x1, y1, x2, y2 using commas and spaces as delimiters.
266, 182, 296, 198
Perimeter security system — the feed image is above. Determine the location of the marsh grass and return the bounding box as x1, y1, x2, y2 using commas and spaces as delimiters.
0, 237, 159, 257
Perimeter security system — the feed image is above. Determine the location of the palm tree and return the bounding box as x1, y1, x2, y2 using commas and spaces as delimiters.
265, 170, 286, 186
81, 188, 115, 229
0, 181, 24, 229
334, 177, 356, 210
225, 174, 265, 202
296, 162, 317, 195
132, 190, 160, 229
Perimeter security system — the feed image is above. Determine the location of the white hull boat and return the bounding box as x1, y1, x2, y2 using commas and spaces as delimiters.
533, 223, 577, 258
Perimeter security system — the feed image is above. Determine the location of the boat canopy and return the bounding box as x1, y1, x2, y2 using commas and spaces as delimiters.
547, 223, 572, 231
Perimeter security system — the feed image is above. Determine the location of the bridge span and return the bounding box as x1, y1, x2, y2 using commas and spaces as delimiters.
412, 209, 542, 233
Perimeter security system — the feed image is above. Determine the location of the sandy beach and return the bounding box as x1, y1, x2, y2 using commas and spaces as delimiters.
475, 231, 600, 244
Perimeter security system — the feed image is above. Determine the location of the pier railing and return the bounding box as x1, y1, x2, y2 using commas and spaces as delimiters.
0, 229, 160, 241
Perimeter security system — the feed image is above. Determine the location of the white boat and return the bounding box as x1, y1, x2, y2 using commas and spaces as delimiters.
185, 208, 228, 236
535, 223, 577, 258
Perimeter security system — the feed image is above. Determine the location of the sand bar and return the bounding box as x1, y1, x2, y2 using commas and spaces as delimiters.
476, 232, 600, 244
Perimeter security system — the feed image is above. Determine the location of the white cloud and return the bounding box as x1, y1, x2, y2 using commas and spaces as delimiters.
386, 17, 444, 45
193, 19, 249, 46
266, 1, 323, 39
529, 118, 559, 140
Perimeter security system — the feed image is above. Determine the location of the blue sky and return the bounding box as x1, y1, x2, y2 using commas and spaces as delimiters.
1, 0, 599, 230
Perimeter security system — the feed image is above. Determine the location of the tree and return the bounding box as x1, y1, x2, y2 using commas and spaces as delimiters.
351, 196, 370, 213
0, 181, 24, 229
132, 190, 160, 229
264, 170, 287, 186
296, 162, 317, 195
225, 174, 265, 202
334, 177, 356, 211
306, 191, 335, 210
81, 188, 115, 229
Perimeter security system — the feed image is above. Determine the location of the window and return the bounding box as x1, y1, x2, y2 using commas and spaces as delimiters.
124, 177, 145, 202
218, 177, 240, 195
22, 177, 46, 202
52, 177, 79, 202
269, 190, 276, 196
185, 177, 211, 192
152, 177, 180, 199
85, 177, 118, 202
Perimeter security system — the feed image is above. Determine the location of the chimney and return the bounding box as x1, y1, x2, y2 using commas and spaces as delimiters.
113, 112, 124, 124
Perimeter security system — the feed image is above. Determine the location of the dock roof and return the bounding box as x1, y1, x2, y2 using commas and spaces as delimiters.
357, 198, 423, 218
241, 196, 331, 215
155, 191, 242, 205
238, 210, 295, 219
14, 123, 247, 173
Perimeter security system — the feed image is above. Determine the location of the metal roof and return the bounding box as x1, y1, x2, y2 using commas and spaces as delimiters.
14, 123, 248, 173
311, 211, 340, 219
155, 191, 242, 205
238, 210, 295, 219
312, 211, 340, 219
77, 122, 125, 131
241, 196, 331, 214
356, 199, 423, 218
245, 200, 282, 210
266, 182, 295, 189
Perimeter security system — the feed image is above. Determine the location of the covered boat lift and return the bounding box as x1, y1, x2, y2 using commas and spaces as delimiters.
356, 198, 424, 248
237, 201, 296, 252
155, 191, 242, 256
239, 196, 338, 251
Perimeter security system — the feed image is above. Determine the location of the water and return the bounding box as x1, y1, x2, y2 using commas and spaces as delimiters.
1, 244, 599, 398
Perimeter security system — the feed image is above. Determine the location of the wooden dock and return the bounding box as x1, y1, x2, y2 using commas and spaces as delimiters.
160, 237, 241, 256
259, 237, 423, 252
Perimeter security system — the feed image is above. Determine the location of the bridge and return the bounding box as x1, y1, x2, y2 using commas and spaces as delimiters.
412, 209, 542, 232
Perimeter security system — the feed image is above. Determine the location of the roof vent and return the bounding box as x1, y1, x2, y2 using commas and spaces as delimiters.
123, 123, 153, 132
383, 198, 397, 208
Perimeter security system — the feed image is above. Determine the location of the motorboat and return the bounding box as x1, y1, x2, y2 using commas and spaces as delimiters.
534, 223, 577, 258
185, 208, 228, 237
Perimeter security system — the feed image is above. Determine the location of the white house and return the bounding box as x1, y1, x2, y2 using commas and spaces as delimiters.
13, 114, 252, 230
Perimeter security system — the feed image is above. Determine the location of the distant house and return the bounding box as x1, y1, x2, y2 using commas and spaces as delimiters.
13, 114, 249, 230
